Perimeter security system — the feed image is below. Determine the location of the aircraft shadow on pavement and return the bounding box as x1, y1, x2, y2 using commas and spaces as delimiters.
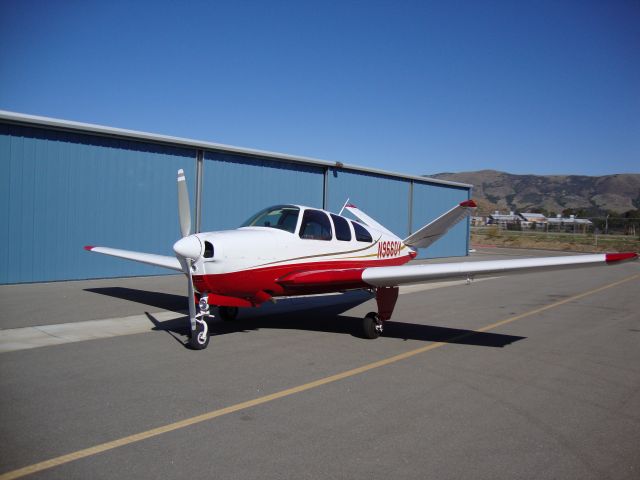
85, 287, 188, 314
142, 291, 524, 349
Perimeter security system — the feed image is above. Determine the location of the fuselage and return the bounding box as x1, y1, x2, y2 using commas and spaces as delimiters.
182, 205, 416, 306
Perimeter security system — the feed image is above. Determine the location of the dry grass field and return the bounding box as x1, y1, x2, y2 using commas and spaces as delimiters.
472, 226, 640, 253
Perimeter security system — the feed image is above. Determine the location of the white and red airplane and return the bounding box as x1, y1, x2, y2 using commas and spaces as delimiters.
85, 169, 638, 349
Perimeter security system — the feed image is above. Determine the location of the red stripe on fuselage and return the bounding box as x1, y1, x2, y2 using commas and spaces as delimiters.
192, 255, 412, 298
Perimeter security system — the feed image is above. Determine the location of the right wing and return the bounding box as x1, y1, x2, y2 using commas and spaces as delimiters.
362, 252, 638, 287
277, 253, 638, 289
403, 200, 476, 249
84, 246, 183, 272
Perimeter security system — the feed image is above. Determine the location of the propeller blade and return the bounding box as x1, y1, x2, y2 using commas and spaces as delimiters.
177, 169, 192, 238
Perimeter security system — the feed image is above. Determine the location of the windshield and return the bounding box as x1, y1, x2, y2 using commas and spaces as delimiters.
240, 205, 300, 233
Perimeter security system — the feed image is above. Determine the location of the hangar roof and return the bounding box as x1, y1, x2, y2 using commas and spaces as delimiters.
0, 110, 471, 189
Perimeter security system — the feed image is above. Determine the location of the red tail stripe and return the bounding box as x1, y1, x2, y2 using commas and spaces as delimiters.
459, 199, 477, 208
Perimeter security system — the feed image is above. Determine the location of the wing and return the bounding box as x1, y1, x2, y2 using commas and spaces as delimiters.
403, 200, 476, 249
277, 253, 638, 289
362, 252, 638, 287
84, 246, 183, 272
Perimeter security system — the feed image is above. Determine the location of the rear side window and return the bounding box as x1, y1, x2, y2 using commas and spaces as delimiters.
299, 209, 333, 240
330, 214, 351, 241
351, 221, 372, 242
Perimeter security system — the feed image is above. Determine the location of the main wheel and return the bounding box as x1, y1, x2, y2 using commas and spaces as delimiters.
188, 318, 210, 350
218, 306, 239, 321
362, 312, 382, 339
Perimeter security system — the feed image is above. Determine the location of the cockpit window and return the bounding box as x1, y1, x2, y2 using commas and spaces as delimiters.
330, 214, 352, 241
299, 209, 332, 241
241, 205, 300, 233
351, 221, 373, 243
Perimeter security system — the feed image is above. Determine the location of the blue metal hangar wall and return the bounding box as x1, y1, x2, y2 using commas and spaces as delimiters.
0, 111, 472, 284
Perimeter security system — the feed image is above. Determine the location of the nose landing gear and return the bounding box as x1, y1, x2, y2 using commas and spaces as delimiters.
189, 293, 212, 350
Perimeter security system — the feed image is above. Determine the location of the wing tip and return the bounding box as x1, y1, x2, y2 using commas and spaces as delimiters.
83, 245, 95, 251
460, 199, 477, 208
605, 252, 638, 263
345, 203, 357, 208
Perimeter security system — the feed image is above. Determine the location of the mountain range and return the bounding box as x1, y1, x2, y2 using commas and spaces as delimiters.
429, 170, 640, 216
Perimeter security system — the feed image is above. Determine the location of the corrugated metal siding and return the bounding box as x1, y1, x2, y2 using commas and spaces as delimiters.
327, 169, 411, 238
412, 182, 470, 258
1, 117, 472, 284
201, 151, 325, 232
0, 124, 195, 283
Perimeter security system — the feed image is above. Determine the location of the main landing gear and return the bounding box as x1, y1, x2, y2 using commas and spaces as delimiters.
362, 287, 399, 339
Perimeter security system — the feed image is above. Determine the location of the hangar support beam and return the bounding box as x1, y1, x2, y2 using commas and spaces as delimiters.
195, 150, 204, 233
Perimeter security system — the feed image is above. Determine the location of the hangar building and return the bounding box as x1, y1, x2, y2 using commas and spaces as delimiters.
0, 111, 472, 284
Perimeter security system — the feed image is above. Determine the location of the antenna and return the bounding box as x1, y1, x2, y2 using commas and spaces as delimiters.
338, 198, 350, 216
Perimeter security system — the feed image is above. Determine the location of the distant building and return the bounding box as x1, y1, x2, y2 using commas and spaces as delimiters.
471, 216, 487, 227
488, 211, 521, 228
518, 212, 548, 230
547, 214, 593, 233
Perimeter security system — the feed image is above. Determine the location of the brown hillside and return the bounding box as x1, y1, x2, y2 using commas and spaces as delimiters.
429, 170, 640, 215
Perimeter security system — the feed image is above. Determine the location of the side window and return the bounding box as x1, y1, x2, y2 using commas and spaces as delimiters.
351, 221, 372, 243
330, 214, 351, 241
299, 210, 333, 240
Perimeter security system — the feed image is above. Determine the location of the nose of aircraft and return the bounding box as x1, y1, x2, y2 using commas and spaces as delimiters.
173, 235, 202, 259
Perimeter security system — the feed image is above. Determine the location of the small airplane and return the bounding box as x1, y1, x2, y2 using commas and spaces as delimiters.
85, 169, 638, 350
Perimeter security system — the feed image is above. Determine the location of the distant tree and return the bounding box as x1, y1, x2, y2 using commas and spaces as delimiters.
529, 207, 548, 215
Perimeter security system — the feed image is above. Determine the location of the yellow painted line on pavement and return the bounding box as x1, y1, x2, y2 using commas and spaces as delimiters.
2, 273, 637, 480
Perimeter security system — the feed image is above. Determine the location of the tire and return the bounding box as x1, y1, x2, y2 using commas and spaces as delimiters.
362, 312, 382, 339
188, 319, 210, 350
218, 306, 239, 321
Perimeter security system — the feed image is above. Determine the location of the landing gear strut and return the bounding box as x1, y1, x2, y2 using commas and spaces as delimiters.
362, 287, 399, 339
189, 294, 212, 350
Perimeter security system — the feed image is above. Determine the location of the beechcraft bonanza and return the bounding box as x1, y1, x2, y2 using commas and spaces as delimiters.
85, 170, 638, 350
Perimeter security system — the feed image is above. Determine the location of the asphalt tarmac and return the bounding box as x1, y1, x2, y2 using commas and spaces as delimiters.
1, 248, 639, 479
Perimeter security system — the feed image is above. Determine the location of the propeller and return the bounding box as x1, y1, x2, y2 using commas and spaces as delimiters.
177, 169, 192, 238
173, 169, 209, 349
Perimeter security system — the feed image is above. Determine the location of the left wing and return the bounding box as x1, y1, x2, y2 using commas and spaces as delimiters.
278, 253, 638, 289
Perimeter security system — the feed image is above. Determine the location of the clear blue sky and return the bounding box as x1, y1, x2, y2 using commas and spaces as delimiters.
1, 0, 638, 176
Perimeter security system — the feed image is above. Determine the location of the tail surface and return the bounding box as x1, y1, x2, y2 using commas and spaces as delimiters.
403, 200, 476, 249
342, 203, 396, 236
